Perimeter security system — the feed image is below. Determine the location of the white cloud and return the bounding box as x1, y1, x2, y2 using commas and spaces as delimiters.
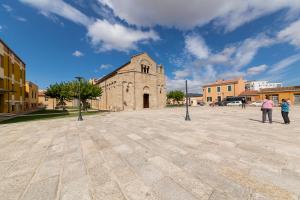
72, 50, 84, 57
0, 25, 2, 31
247, 64, 268, 75
20, 0, 92, 26
232, 35, 275, 69
184, 33, 274, 69
169, 33, 278, 92
87, 19, 159, 52
16, 16, 27, 22
95, 64, 113, 73
173, 69, 190, 80
20, 0, 159, 52
2, 4, 12, 12
166, 78, 204, 93
99, 64, 112, 69
99, 0, 300, 31
269, 54, 300, 74
278, 19, 300, 48
185, 34, 210, 59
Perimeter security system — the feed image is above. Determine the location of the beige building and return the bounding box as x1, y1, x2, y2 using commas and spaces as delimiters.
92, 53, 166, 111
25, 81, 38, 110
186, 93, 203, 106
38, 90, 77, 110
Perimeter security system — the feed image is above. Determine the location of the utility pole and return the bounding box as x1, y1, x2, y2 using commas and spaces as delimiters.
185, 80, 191, 121
75, 77, 83, 121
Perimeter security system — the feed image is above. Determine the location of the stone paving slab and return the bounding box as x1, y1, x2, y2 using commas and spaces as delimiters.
0, 106, 300, 200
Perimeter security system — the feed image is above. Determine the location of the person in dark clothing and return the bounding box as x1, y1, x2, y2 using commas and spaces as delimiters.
241, 98, 246, 109
281, 99, 290, 124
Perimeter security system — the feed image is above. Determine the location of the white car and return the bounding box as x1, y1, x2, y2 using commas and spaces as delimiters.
227, 101, 242, 106
250, 101, 263, 107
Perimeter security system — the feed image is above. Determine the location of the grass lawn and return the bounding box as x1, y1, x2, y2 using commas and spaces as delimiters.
0, 109, 103, 124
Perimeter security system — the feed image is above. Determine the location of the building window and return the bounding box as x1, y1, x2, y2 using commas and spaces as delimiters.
207, 97, 212, 102
227, 85, 232, 91
141, 64, 150, 74
45, 96, 48, 101
12, 64, 14, 74
0, 55, 3, 68
217, 86, 221, 92
208, 88, 211, 93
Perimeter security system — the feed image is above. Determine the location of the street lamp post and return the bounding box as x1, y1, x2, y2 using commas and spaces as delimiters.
185, 80, 191, 121
75, 76, 83, 121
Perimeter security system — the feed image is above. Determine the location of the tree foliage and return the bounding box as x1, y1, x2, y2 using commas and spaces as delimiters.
167, 90, 185, 104
70, 80, 102, 110
45, 79, 102, 110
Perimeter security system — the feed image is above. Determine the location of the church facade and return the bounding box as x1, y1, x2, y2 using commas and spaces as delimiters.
92, 53, 166, 111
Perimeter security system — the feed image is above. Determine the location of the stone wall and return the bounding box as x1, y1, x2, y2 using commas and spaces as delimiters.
93, 53, 166, 111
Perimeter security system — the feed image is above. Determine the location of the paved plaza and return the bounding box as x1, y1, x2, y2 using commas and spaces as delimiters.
0, 106, 299, 200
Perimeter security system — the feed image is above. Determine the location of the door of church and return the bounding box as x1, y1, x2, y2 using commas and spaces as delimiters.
143, 94, 149, 108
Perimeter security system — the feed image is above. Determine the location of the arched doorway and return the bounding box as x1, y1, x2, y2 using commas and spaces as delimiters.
143, 86, 150, 108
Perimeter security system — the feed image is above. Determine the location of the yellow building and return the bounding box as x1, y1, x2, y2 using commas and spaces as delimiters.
0, 39, 26, 113
259, 86, 300, 105
203, 78, 245, 103
25, 81, 38, 110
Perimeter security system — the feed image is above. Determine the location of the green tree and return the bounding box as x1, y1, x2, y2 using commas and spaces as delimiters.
45, 83, 60, 110
167, 90, 184, 104
45, 82, 72, 110
71, 79, 102, 111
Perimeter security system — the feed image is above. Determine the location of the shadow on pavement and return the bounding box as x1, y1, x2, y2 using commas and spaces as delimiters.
249, 118, 283, 124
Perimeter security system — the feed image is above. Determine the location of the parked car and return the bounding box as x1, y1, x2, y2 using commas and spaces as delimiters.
250, 101, 263, 107
222, 96, 245, 106
227, 101, 242, 106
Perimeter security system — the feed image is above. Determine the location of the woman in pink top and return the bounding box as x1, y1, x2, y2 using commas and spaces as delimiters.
261, 96, 274, 123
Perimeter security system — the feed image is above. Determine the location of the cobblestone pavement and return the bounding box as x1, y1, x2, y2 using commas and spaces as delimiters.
0, 106, 300, 200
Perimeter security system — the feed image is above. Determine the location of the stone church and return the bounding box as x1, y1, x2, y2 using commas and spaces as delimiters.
92, 53, 166, 111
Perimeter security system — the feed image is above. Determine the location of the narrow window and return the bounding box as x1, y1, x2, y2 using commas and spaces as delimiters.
227, 85, 232, 91
0, 55, 3, 68
217, 86, 221, 92
208, 88, 211, 93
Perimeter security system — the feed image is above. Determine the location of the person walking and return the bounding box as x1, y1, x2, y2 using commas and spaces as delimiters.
261, 97, 274, 123
281, 99, 290, 124
241, 98, 246, 109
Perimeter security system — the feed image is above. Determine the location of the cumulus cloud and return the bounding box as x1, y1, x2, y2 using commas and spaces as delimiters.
247, 64, 268, 75
185, 35, 209, 59
183, 34, 274, 69
87, 19, 159, 52
72, 50, 84, 57
99, 0, 300, 31
278, 19, 300, 48
20, 0, 158, 52
168, 33, 278, 92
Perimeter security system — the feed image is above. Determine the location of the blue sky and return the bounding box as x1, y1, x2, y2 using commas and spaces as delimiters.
1, 0, 300, 92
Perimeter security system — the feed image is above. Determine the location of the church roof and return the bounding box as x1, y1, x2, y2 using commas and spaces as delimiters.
95, 61, 130, 84
95, 52, 155, 84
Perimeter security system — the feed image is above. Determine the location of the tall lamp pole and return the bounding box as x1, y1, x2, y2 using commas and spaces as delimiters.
185, 80, 191, 121
75, 76, 83, 121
